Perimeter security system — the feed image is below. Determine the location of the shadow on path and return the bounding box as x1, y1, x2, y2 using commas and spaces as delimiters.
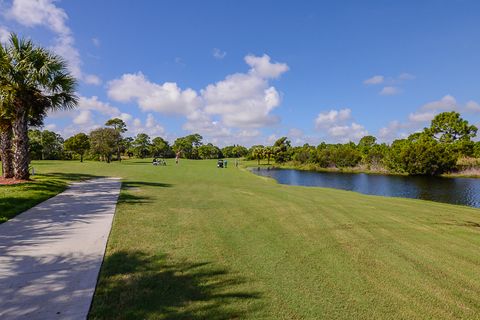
90, 251, 262, 320
0, 178, 121, 319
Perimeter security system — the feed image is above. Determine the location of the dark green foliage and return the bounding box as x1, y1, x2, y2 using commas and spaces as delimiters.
150, 137, 174, 158
222, 145, 248, 158
197, 143, 222, 159
272, 137, 292, 163
173, 134, 203, 159
132, 133, 151, 158
28, 129, 64, 160
64, 133, 90, 162
388, 133, 457, 175
316, 143, 362, 168
90, 128, 120, 162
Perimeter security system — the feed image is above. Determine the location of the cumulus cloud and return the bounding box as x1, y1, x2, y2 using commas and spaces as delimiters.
212, 48, 226, 59
465, 100, 480, 112
408, 111, 436, 122
380, 86, 401, 96
363, 75, 384, 85
420, 94, 457, 111
73, 109, 93, 125
108, 72, 201, 115
245, 54, 289, 79
315, 108, 351, 129
84, 74, 102, 85
4, 0, 100, 85
328, 123, 368, 141
314, 108, 367, 142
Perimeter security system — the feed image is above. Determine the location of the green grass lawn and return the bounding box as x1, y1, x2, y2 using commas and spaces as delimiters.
2, 159, 480, 319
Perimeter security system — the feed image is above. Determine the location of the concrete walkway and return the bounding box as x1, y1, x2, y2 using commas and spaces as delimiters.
0, 178, 121, 320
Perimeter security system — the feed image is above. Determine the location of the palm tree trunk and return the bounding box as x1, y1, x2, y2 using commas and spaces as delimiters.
12, 109, 30, 180
0, 124, 14, 179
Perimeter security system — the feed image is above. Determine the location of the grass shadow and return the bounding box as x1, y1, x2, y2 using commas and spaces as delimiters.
89, 251, 262, 319
123, 181, 172, 188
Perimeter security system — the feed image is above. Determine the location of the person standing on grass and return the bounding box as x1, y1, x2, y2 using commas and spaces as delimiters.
224, 159, 228, 168
175, 151, 180, 165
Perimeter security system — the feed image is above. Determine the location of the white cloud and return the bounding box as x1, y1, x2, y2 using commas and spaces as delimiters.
202, 73, 282, 128
328, 123, 368, 142
0, 26, 10, 43
84, 74, 102, 85
315, 108, 351, 129
128, 113, 165, 137
245, 54, 289, 79
108, 72, 201, 115
4, 0, 100, 85
73, 110, 93, 125
465, 100, 480, 112
380, 86, 401, 96
314, 108, 367, 142
363, 75, 384, 85
408, 111, 436, 122
212, 48, 226, 59
420, 94, 457, 111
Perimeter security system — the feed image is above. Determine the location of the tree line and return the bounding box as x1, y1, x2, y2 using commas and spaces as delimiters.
25, 117, 249, 163
248, 111, 480, 176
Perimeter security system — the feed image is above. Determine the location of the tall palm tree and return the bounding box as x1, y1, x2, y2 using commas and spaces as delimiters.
0, 34, 77, 179
0, 96, 14, 178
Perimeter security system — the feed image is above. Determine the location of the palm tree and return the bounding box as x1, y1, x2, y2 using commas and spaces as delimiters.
0, 34, 77, 179
0, 90, 14, 178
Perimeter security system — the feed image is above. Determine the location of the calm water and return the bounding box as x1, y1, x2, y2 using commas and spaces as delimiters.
252, 168, 480, 208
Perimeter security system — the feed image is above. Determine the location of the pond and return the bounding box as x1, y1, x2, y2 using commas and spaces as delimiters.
252, 168, 480, 208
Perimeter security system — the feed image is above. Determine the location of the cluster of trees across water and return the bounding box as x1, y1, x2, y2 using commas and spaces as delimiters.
250, 111, 480, 176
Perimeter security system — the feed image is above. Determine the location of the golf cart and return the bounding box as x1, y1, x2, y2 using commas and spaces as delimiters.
217, 159, 224, 168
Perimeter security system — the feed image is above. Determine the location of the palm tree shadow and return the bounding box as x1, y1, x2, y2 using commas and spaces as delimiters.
89, 251, 262, 320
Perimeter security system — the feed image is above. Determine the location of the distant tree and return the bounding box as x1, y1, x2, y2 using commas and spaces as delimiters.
292, 144, 316, 164
173, 134, 203, 159
251, 147, 264, 165
133, 133, 151, 158
388, 133, 457, 175
198, 143, 221, 159
232, 145, 248, 157
474, 141, 480, 158
64, 133, 90, 162
28, 129, 64, 160
426, 111, 477, 143
90, 128, 119, 163
264, 146, 274, 165
272, 137, 292, 163
105, 118, 127, 161
222, 145, 248, 158
122, 137, 134, 158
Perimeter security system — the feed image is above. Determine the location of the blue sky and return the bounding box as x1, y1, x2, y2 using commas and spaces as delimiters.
1, 0, 480, 146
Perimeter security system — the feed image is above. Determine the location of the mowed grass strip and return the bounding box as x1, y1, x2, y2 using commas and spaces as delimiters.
3, 159, 480, 319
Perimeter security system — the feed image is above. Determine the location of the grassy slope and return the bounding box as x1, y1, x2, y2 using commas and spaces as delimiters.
2, 159, 480, 319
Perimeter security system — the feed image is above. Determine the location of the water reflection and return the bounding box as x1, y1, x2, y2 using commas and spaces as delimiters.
253, 169, 480, 208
